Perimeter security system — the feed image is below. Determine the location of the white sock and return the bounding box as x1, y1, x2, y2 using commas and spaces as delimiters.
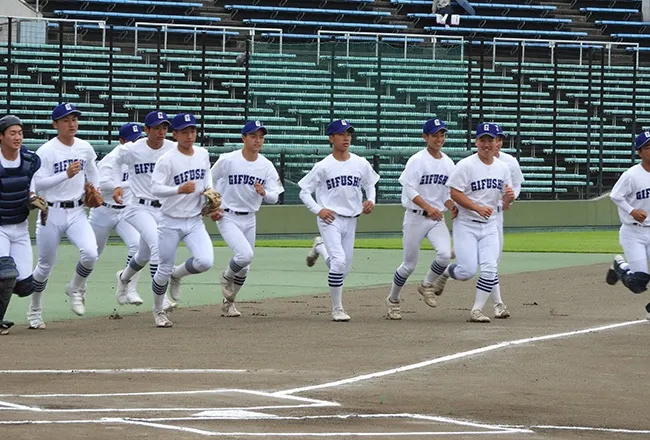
153, 292, 165, 312
472, 277, 493, 311
490, 277, 503, 305
30, 291, 43, 311
330, 286, 343, 310
172, 263, 191, 280
121, 264, 139, 283
424, 260, 447, 285
129, 270, 142, 292
389, 283, 402, 302
70, 271, 86, 291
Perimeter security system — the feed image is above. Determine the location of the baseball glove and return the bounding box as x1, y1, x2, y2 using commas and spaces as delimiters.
200, 188, 222, 216
28, 194, 48, 226
84, 182, 104, 208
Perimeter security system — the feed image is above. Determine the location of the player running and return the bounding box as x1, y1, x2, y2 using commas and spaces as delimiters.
149, 113, 215, 327
301, 119, 379, 322
430, 123, 514, 323
29, 104, 101, 327
386, 118, 457, 320
210, 120, 284, 317
89, 123, 145, 306
606, 130, 650, 320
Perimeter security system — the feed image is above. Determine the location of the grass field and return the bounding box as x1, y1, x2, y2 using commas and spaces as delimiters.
247, 230, 621, 254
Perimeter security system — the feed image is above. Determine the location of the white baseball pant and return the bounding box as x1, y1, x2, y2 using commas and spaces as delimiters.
89, 204, 140, 257
153, 214, 214, 288
398, 211, 452, 278
619, 223, 650, 273
33, 207, 98, 282
450, 219, 499, 281
217, 211, 256, 274
124, 204, 161, 273
318, 216, 356, 278
496, 207, 504, 257
0, 221, 32, 281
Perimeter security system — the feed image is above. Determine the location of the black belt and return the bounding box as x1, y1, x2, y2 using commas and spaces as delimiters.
47, 199, 83, 208
472, 220, 487, 224
411, 209, 429, 218
224, 208, 250, 215
632, 222, 650, 227
139, 198, 162, 208
338, 214, 360, 219
102, 202, 126, 210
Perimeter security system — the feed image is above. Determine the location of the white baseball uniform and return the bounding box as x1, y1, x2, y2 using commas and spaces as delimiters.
445, 153, 512, 314
110, 138, 176, 280
389, 149, 455, 300
29, 136, 100, 322
210, 149, 284, 297
610, 164, 650, 274
495, 150, 524, 254
299, 153, 379, 313
149, 145, 214, 314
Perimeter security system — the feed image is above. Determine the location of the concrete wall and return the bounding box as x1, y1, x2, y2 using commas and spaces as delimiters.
1, 1, 39, 18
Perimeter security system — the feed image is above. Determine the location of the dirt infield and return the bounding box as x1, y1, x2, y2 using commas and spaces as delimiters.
1, 262, 649, 440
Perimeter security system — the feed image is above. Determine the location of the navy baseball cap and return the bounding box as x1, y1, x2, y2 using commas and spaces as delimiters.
144, 111, 170, 128
326, 119, 355, 135
52, 103, 81, 121
241, 120, 268, 135
118, 123, 145, 142
635, 131, 650, 150
171, 113, 197, 131
494, 123, 506, 138
423, 118, 447, 135
476, 122, 499, 138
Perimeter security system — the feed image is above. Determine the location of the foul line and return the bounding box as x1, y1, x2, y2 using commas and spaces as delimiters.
276, 319, 647, 396
0, 368, 246, 375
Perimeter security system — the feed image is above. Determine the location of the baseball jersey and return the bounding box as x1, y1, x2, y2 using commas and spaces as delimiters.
98, 144, 132, 204
210, 150, 284, 213
298, 153, 380, 217
399, 149, 455, 211
151, 146, 212, 218
496, 151, 524, 199
33, 137, 99, 202
610, 164, 650, 226
447, 153, 512, 223
112, 138, 176, 203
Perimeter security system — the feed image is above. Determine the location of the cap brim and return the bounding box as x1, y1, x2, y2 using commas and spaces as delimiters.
124, 133, 145, 142
242, 127, 268, 135
147, 120, 171, 128
476, 133, 497, 138
636, 140, 650, 150
53, 110, 81, 121
424, 127, 447, 135
330, 127, 355, 135
172, 122, 197, 131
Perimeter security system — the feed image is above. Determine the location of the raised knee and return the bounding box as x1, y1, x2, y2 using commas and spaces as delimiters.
193, 256, 214, 273
329, 258, 346, 275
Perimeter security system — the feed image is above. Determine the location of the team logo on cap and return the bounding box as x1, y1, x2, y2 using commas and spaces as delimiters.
132, 125, 139, 133
342, 120, 348, 126
645, 131, 650, 138
158, 112, 163, 119
255, 121, 261, 127
483, 124, 490, 131
184, 114, 191, 122
65, 104, 72, 111
434, 119, 441, 126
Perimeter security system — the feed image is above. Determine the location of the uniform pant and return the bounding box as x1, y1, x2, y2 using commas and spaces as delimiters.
318, 216, 356, 277
0, 221, 32, 281
619, 223, 650, 273
451, 218, 499, 281
124, 204, 161, 267
399, 210, 452, 277
153, 214, 214, 285
89, 205, 139, 257
33, 207, 98, 281
496, 207, 504, 257
217, 211, 256, 271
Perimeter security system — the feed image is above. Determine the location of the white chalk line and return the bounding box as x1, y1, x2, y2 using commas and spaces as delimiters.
276, 319, 647, 396
0, 368, 246, 374
504, 424, 650, 435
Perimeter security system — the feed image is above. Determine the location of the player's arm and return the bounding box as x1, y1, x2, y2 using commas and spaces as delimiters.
260, 165, 284, 204
450, 187, 492, 218
511, 163, 524, 199
111, 144, 130, 203
361, 160, 380, 214
610, 173, 645, 221
33, 150, 68, 192
210, 154, 228, 188
151, 156, 191, 197
298, 165, 334, 222
84, 147, 100, 188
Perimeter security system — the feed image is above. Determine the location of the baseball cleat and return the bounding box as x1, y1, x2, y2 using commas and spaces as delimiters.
605, 265, 619, 285
469, 309, 491, 323
221, 300, 241, 318
66, 283, 86, 316
169, 275, 181, 302
417, 284, 437, 307
306, 236, 323, 267
385, 296, 402, 320
0, 321, 14, 335
125, 290, 144, 306
27, 307, 45, 329
162, 295, 177, 313
153, 310, 173, 328
431, 273, 449, 296
493, 303, 511, 319
115, 270, 129, 303
220, 271, 236, 302
331, 307, 351, 322
646, 303, 650, 321
612, 255, 627, 278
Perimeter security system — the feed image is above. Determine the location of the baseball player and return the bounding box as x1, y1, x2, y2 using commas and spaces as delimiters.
89, 123, 145, 307
386, 118, 457, 320
149, 113, 215, 327
210, 120, 284, 317
429, 123, 514, 323
0, 116, 43, 335
606, 131, 650, 320
301, 119, 380, 322
28, 103, 101, 327
493, 123, 524, 254
112, 111, 178, 310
